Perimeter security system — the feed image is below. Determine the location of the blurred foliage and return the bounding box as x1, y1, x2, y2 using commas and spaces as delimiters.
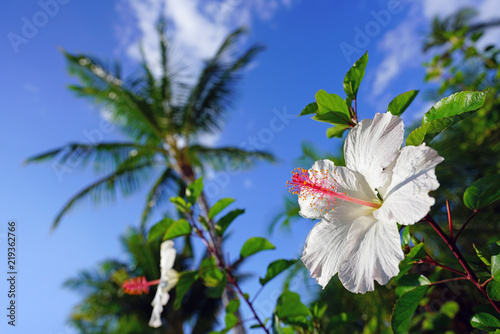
65, 228, 222, 333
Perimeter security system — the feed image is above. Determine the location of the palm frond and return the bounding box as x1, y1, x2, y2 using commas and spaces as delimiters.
140, 167, 185, 230
51, 156, 159, 230
63, 50, 165, 142
182, 28, 264, 135
189, 144, 275, 171
25, 142, 166, 173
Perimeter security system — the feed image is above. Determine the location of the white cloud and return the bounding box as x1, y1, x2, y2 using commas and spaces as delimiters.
118, 0, 291, 76
422, 0, 473, 19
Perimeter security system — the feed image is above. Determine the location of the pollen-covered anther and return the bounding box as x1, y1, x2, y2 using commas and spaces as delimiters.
286, 167, 380, 210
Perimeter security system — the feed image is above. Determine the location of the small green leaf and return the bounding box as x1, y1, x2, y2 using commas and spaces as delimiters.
163, 218, 191, 240
474, 243, 493, 266
225, 313, 238, 329
299, 102, 318, 116
406, 91, 487, 146
388, 90, 419, 116
170, 196, 189, 212
206, 276, 227, 298
186, 177, 203, 205
326, 124, 350, 138
487, 279, 500, 301
402, 226, 411, 246
470, 312, 500, 331
209, 198, 235, 220
276, 291, 311, 319
396, 274, 431, 298
343, 52, 368, 100
402, 243, 427, 264
240, 237, 275, 258
200, 257, 225, 287
148, 217, 174, 242
394, 243, 427, 282
464, 174, 500, 210
260, 259, 298, 285
492, 252, 500, 277
392, 285, 430, 334
226, 298, 240, 313
215, 209, 245, 236
315, 90, 350, 118
174, 271, 198, 310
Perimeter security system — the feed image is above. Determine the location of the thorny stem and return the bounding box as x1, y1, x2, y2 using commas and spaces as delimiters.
188, 214, 270, 334
424, 214, 500, 314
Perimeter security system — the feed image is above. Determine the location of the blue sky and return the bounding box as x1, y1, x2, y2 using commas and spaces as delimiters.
2, 0, 499, 333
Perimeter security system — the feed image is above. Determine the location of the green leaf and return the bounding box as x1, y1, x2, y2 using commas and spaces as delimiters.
464, 174, 500, 210
299, 102, 318, 116
492, 252, 500, 277
326, 124, 350, 138
209, 198, 235, 220
225, 313, 238, 329
148, 217, 174, 242
402, 243, 427, 265
487, 279, 500, 301
170, 196, 190, 212
396, 274, 431, 298
200, 256, 225, 288
215, 209, 245, 236
392, 285, 430, 334
240, 237, 275, 258
163, 218, 191, 240
226, 298, 240, 313
388, 90, 419, 116
343, 51, 368, 100
186, 177, 203, 205
275, 291, 311, 319
470, 312, 500, 332
148, 217, 191, 242
406, 91, 487, 146
394, 243, 427, 282
402, 226, 411, 246
174, 271, 198, 310
312, 90, 352, 125
260, 259, 298, 285
206, 275, 227, 298
474, 243, 492, 266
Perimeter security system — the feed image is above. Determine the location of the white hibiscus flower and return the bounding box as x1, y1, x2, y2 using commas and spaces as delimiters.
149, 240, 179, 328
288, 112, 443, 293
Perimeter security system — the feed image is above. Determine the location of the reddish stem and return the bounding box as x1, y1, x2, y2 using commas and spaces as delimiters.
454, 210, 478, 243
424, 214, 500, 314
446, 200, 453, 239
189, 217, 270, 334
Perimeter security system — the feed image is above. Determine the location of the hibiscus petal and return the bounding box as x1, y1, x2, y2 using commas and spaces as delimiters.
374, 144, 444, 225
149, 289, 170, 328
344, 112, 404, 190
160, 240, 176, 276
338, 217, 403, 293
298, 160, 376, 219
301, 217, 352, 288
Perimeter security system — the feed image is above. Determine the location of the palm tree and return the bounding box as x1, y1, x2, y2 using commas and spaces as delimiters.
65, 228, 223, 333
26, 19, 274, 232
